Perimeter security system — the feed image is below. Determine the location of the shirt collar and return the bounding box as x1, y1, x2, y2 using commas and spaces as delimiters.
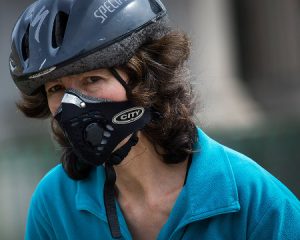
187, 128, 240, 215
161, 128, 240, 238
75, 166, 106, 220
75, 163, 129, 233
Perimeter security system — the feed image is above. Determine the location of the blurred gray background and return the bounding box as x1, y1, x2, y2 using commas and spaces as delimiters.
1, 0, 300, 239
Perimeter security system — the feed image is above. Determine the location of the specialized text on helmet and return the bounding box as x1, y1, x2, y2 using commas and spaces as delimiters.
94, 0, 130, 24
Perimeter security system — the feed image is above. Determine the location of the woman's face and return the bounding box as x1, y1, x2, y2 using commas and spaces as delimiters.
45, 68, 128, 115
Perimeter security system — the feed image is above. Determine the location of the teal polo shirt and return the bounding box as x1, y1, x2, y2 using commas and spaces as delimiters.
25, 128, 300, 239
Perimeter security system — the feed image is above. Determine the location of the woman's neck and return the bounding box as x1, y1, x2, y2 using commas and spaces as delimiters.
114, 132, 188, 203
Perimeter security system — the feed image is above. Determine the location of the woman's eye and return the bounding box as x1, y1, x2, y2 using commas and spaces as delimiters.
85, 76, 102, 84
46, 85, 64, 95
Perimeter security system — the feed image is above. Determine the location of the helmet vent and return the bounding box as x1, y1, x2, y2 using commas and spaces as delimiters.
21, 25, 30, 61
52, 11, 69, 49
149, 0, 164, 14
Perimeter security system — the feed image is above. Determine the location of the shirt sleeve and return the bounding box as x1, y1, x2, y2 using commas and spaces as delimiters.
249, 197, 300, 240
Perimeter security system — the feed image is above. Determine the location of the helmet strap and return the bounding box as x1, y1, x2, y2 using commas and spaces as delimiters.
104, 132, 139, 238
109, 67, 131, 97
105, 67, 138, 238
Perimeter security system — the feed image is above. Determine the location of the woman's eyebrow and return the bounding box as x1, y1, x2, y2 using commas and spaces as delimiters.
84, 69, 110, 77
45, 79, 62, 88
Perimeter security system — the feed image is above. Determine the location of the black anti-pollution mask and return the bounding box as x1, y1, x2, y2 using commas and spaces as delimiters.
54, 89, 153, 166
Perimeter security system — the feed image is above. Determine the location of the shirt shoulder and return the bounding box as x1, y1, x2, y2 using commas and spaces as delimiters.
221, 145, 300, 237
197, 128, 300, 238
31, 164, 106, 206
31, 164, 75, 202
223, 145, 299, 204
25, 164, 73, 239
26, 164, 108, 239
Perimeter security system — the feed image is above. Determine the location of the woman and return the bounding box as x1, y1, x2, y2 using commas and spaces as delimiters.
9, 0, 300, 239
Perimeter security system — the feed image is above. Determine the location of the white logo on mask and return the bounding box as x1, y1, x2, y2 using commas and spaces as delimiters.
113, 107, 144, 124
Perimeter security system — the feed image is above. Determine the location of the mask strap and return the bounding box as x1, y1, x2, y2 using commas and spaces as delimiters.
104, 132, 139, 238
109, 68, 131, 96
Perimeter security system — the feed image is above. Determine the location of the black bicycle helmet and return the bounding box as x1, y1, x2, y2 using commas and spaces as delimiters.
9, 0, 169, 95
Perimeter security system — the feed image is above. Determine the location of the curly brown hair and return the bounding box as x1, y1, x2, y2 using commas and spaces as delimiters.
17, 31, 198, 180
